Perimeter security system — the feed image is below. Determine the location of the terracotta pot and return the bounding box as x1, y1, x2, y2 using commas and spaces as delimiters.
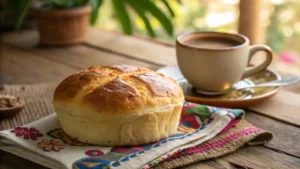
32, 5, 92, 46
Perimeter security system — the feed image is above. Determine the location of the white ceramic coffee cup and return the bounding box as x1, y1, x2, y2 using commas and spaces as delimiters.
176, 32, 273, 93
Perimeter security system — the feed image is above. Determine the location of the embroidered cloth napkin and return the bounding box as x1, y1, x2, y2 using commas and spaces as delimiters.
0, 101, 248, 169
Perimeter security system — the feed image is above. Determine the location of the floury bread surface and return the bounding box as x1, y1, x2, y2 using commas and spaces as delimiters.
53, 65, 184, 146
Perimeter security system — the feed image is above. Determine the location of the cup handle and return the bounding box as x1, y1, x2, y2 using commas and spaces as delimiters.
241, 45, 273, 79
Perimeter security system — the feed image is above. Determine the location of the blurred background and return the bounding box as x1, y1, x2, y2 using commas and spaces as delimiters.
93, 0, 300, 74
1, 0, 300, 74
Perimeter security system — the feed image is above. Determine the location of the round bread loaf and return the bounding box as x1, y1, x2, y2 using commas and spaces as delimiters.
53, 65, 184, 146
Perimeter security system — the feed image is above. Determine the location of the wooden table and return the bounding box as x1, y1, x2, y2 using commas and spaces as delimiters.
1, 28, 300, 169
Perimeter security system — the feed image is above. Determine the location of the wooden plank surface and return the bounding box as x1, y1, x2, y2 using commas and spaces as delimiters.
185, 146, 300, 169
0, 150, 48, 169
1, 30, 158, 85
1, 30, 158, 70
245, 111, 300, 158
1, 29, 300, 169
1, 43, 78, 84
248, 90, 300, 127
31, 45, 158, 70
86, 27, 176, 66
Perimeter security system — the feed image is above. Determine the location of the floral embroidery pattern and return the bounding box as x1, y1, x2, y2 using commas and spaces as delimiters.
37, 139, 64, 152
10, 127, 43, 140
47, 128, 90, 146
85, 150, 104, 157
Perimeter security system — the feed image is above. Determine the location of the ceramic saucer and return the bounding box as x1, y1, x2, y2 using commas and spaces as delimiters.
157, 66, 281, 108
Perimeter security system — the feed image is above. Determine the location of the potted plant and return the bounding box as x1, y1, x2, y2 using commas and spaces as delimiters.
31, 0, 92, 45
11, 0, 176, 45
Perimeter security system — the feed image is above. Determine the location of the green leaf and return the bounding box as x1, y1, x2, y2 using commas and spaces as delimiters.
75, 0, 88, 7
161, 0, 175, 17
136, 0, 173, 36
3, 0, 28, 10
90, 0, 104, 25
112, 0, 132, 35
126, 0, 155, 37
50, 0, 73, 9
15, 0, 32, 30
42, 0, 88, 9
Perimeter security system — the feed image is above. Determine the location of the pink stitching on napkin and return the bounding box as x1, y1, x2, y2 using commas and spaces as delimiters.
170, 127, 262, 159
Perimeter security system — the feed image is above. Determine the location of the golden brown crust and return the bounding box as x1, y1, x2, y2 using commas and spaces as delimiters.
53, 65, 184, 115
83, 78, 144, 113
131, 72, 181, 97
53, 71, 108, 100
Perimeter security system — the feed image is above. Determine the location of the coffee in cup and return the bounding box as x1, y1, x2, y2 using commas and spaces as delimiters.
176, 32, 273, 94
183, 37, 240, 49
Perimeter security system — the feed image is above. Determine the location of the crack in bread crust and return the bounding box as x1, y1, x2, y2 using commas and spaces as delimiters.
131, 72, 181, 97
83, 77, 144, 113
53, 65, 184, 115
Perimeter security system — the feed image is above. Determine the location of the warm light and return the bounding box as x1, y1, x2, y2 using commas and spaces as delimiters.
279, 10, 294, 22
295, 22, 300, 33
223, 83, 231, 91
193, 18, 205, 28
269, 0, 284, 4
260, 9, 270, 20
205, 12, 235, 28
283, 27, 293, 37
221, 0, 239, 4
